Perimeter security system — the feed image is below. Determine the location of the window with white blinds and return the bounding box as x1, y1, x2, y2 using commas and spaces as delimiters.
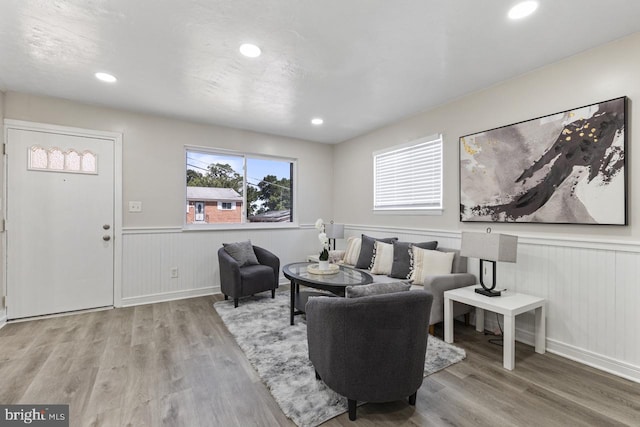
373, 134, 443, 211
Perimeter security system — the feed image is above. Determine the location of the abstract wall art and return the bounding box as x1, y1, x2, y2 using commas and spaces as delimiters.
460, 97, 627, 224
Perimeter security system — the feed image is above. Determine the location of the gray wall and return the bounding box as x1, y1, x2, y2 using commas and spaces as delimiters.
333, 32, 639, 240
4, 92, 334, 228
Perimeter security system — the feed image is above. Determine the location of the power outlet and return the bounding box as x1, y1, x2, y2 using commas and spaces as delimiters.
128, 201, 143, 213
170, 267, 179, 278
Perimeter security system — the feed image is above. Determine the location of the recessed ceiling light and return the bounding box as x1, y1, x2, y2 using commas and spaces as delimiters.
95, 72, 117, 83
311, 118, 324, 125
508, 1, 538, 20
239, 43, 261, 58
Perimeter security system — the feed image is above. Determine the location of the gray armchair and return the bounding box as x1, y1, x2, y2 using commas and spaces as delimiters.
306, 290, 433, 421
217, 245, 280, 307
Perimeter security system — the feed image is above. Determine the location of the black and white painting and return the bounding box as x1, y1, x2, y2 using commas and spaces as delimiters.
460, 97, 626, 224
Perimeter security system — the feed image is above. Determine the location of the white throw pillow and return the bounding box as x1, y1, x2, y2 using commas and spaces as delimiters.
410, 247, 454, 285
370, 241, 394, 275
342, 236, 362, 266
329, 250, 345, 263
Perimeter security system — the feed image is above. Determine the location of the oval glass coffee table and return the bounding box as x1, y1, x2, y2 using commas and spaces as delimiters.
283, 262, 374, 325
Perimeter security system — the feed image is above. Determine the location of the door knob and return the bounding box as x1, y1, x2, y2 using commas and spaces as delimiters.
103, 224, 111, 230
103, 235, 111, 241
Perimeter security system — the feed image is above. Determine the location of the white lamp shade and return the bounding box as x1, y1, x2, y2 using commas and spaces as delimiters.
460, 231, 518, 263
325, 223, 345, 239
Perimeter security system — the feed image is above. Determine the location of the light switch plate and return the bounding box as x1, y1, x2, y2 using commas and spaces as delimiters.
128, 201, 142, 213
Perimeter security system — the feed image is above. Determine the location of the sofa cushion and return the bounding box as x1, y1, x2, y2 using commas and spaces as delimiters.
368, 272, 406, 283
329, 250, 345, 263
370, 241, 394, 275
389, 240, 438, 279
345, 281, 411, 298
355, 234, 398, 269
410, 247, 454, 285
343, 236, 362, 266
223, 240, 259, 267
442, 248, 467, 274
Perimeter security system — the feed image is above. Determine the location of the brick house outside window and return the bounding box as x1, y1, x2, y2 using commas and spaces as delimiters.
186, 187, 243, 224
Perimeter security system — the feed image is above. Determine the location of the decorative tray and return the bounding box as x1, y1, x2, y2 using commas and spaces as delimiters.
307, 263, 340, 275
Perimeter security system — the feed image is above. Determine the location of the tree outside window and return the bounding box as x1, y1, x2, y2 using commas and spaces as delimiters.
186, 148, 294, 225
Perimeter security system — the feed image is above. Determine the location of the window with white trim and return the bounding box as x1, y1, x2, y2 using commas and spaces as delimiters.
373, 134, 443, 212
186, 147, 295, 226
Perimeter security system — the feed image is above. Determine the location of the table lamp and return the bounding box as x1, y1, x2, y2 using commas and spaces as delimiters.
325, 222, 344, 250
460, 229, 518, 297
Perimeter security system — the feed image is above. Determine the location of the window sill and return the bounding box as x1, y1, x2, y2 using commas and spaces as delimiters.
183, 222, 300, 231
373, 209, 443, 216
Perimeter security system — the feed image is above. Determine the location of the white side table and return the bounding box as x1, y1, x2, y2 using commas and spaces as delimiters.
444, 285, 546, 370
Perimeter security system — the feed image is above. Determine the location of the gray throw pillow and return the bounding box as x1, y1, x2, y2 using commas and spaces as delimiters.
223, 240, 259, 267
389, 240, 438, 279
345, 281, 411, 298
355, 234, 398, 269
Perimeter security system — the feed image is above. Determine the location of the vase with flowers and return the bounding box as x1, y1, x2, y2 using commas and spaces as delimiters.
315, 218, 330, 270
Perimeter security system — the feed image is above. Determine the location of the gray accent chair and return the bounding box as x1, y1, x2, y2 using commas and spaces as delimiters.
217, 245, 280, 307
306, 290, 433, 421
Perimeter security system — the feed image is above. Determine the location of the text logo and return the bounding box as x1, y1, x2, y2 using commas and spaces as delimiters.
0, 405, 68, 426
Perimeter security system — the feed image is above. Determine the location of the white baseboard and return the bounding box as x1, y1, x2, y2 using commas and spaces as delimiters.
546, 339, 640, 384
121, 286, 218, 307
121, 278, 289, 308
481, 318, 640, 384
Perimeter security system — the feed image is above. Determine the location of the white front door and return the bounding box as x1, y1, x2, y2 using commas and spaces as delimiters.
6, 126, 115, 319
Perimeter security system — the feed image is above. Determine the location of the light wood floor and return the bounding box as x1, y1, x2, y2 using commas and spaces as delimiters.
1, 294, 639, 426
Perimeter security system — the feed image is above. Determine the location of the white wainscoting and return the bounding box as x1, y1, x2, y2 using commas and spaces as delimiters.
345, 225, 640, 383
121, 226, 319, 307
122, 224, 640, 382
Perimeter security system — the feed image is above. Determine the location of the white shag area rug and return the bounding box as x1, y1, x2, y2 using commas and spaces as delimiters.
214, 291, 466, 427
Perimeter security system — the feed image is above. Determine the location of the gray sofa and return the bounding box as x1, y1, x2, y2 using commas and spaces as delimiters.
306, 290, 433, 420
353, 247, 475, 332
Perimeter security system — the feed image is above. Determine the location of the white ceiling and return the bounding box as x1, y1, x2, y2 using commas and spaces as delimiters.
1, 1, 640, 144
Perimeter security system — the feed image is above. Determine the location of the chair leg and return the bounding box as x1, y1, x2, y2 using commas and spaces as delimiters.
348, 399, 357, 421
428, 324, 435, 336
315, 370, 321, 380
272, 289, 276, 298
234, 298, 239, 308
224, 295, 228, 300
409, 392, 417, 406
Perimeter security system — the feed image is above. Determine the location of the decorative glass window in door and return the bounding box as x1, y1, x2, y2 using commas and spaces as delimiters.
28, 146, 98, 174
